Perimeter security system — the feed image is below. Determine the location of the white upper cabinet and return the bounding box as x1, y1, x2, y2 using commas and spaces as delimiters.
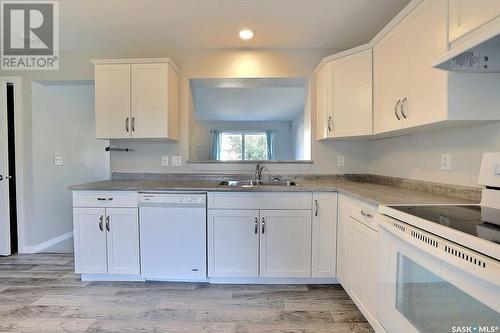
315, 62, 333, 140
449, 0, 500, 42
131, 63, 179, 139
331, 50, 373, 138
374, 0, 449, 133
405, 0, 449, 128
93, 59, 179, 140
373, 21, 408, 134
95, 64, 131, 139
316, 48, 372, 140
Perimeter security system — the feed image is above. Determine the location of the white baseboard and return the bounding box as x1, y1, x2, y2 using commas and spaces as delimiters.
22, 231, 73, 254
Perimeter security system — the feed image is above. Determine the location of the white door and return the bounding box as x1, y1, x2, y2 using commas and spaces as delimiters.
348, 217, 378, 324
312, 193, 338, 278
73, 208, 107, 274
0, 82, 10, 256
331, 50, 373, 138
449, 0, 500, 42
406, 0, 449, 128
95, 64, 131, 139
315, 62, 333, 140
208, 210, 259, 277
131, 63, 168, 139
260, 210, 312, 277
373, 21, 407, 134
106, 208, 140, 275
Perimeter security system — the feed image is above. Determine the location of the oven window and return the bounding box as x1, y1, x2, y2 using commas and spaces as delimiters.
395, 253, 500, 333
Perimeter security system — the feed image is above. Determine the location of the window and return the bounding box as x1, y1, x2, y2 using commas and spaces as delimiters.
218, 131, 270, 161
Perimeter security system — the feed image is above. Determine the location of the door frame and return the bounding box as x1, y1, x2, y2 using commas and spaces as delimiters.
0, 77, 26, 254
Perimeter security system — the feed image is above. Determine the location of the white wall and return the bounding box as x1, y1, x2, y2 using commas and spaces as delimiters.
30, 82, 109, 248
368, 122, 500, 187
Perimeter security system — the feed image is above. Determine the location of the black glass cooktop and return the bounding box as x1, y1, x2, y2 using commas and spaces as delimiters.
391, 205, 500, 244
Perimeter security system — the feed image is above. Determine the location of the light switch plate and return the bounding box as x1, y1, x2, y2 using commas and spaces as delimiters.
337, 155, 345, 167
161, 155, 169, 166
441, 153, 451, 171
54, 155, 63, 166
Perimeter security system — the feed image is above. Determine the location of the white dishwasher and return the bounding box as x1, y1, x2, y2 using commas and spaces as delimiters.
139, 192, 207, 281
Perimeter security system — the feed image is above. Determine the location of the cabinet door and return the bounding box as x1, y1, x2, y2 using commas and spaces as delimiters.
95, 64, 131, 139
312, 193, 338, 278
373, 22, 407, 134
131, 63, 170, 139
331, 50, 373, 138
449, 0, 500, 42
336, 197, 351, 287
106, 208, 140, 275
348, 217, 378, 324
73, 208, 107, 274
260, 210, 312, 277
406, 0, 449, 128
315, 62, 333, 140
208, 210, 259, 277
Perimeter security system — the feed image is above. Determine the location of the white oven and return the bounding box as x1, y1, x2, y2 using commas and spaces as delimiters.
377, 215, 500, 333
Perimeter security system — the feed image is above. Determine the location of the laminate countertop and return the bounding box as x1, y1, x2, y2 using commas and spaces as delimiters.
69, 179, 479, 207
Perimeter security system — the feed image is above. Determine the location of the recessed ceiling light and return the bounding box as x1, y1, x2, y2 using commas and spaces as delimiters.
239, 29, 254, 41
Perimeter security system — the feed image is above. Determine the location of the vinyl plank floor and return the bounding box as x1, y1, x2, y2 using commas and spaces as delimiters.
0, 253, 373, 333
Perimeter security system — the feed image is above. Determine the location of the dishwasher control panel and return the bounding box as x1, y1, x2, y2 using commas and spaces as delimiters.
139, 193, 206, 207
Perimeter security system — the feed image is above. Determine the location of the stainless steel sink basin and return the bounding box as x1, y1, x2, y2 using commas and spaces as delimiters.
218, 179, 299, 187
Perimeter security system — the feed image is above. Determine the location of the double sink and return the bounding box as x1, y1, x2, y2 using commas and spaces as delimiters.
218, 179, 299, 187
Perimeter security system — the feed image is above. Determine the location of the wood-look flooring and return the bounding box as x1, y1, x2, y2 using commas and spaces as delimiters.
0, 253, 373, 333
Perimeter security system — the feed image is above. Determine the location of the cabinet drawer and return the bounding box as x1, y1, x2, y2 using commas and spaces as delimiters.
73, 191, 138, 208
208, 192, 312, 210
349, 200, 378, 232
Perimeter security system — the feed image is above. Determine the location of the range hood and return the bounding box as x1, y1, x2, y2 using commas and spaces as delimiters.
433, 17, 500, 72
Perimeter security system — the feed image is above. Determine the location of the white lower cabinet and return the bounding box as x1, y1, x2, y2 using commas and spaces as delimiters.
207, 192, 335, 280
337, 195, 380, 331
73, 206, 140, 275
260, 210, 312, 277
312, 193, 338, 278
208, 210, 260, 278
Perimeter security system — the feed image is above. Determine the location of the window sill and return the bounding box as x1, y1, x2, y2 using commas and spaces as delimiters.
187, 160, 313, 164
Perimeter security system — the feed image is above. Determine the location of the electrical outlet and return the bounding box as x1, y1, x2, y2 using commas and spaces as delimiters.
171, 155, 182, 167
54, 155, 63, 166
161, 155, 169, 166
337, 155, 345, 167
441, 153, 452, 171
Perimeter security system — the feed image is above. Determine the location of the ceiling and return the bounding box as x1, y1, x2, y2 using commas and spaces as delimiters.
59, 0, 411, 51
192, 78, 305, 122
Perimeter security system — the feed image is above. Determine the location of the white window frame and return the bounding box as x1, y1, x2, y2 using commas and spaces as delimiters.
219, 130, 268, 161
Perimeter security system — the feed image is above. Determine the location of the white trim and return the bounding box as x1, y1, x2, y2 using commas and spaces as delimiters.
23, 231, 73, 254
313, 43, 372, 74
207, 277, 338, 284
81, 274, 145, 282
0, 77, 25, 254
90, 58, 180, 73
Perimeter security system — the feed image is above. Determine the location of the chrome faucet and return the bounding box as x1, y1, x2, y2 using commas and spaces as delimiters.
254, 163, 268, 181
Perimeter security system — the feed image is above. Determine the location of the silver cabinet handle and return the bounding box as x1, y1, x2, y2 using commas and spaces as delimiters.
394, 100, 401, 120
401, 97, 408, 119
327, 116, 332, 132
254, 217, 258, 234
261, 217, 265, 234
97, 197, 107, 201
131, 117, 135, 132
0, 175, 3, 181
314, 200, 319, 217
361, 210, 373, 218
98, 215, 104, 231
105, 216, 110, 231
125, 117, 129, 132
